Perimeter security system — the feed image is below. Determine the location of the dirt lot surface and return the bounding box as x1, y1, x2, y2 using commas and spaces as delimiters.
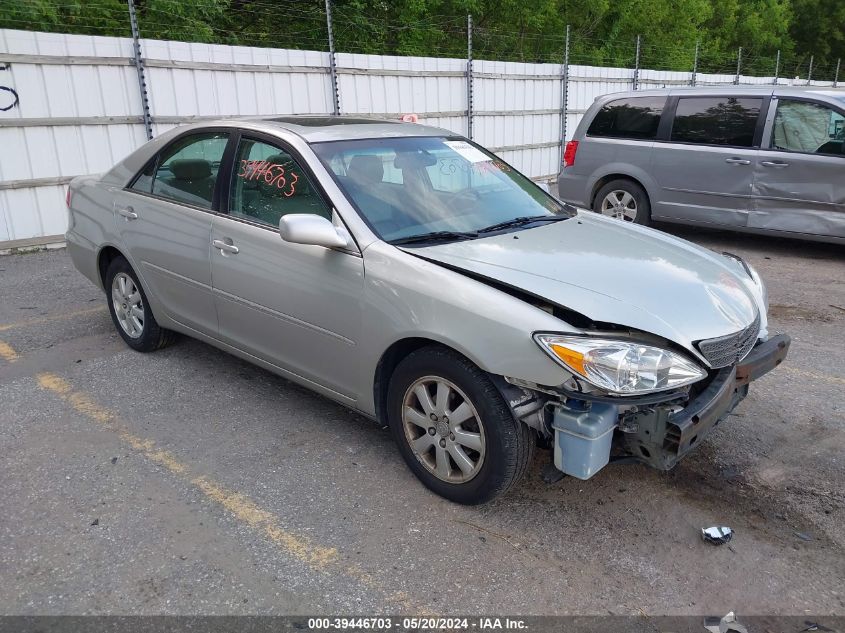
1, 225, 843, 616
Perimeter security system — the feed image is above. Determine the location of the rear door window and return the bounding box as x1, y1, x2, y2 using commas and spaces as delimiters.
670, 97, 762, 147
587, 96, 665, 139
134, 132, 229, 209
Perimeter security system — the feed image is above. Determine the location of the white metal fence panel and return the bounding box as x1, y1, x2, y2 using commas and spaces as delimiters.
335, 51, 467, 135
0, 29, 147, 242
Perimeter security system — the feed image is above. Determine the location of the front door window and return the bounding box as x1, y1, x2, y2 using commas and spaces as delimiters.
230, 139, 332, 227
771, 99, 845, 156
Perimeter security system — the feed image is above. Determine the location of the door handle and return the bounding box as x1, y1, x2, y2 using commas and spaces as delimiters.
725, 158, 751, 165
117, 207, 138, 220
761, 160, 789, 168
212, 239, 239, 254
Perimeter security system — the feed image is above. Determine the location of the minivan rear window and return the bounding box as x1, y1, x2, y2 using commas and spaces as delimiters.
670, 97, 762, 147
587, 96, 665, 140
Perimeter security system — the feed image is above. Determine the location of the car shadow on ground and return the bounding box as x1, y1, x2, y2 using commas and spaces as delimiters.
656, 223, 845, 261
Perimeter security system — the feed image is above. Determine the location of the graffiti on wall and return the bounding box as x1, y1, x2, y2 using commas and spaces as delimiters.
0, 63, 20, 112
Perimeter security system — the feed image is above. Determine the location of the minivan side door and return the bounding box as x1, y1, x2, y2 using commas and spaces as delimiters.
119, 130, 230, 335
209, 133, 365, 402
650, 95, 767, 227
752, 96, 845, 238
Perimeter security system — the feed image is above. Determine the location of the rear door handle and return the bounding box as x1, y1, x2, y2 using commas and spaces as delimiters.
761, 160, 789, 168
725, 158, 751, 165
117, 207, 138, 220
212, 239, 239, 254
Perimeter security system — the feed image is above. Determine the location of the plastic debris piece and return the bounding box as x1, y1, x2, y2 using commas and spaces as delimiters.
701, 526, 734, 545
801, 621, 832, 632
703, 611, 748, 633
794, 531, 813, 541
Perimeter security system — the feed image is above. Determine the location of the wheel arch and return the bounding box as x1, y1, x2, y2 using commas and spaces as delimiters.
589, 173, 653, 210
373, 336, 499, 426
97, 244, 128, 289
371, 336, 547, 437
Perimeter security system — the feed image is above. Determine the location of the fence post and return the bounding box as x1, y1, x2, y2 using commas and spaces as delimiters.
324, 0, 340, 115
466, 14, 474, 140
127, 0, 152, 140
559, 24, 571, 166
807, 55, 814, 84
773, 50, 780, 85
632, 34, 641, 90
690, 40, 699, 86
734, 46, 742, 84
835, 58, 841, 88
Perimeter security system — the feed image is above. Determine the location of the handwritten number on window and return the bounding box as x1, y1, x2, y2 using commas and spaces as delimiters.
238, 160, 298, 197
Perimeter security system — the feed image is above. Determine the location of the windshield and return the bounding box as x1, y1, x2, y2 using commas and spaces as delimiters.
311, 136, 573, 243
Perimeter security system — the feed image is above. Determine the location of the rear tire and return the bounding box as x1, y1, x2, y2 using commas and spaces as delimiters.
105, 256, 176, 352
386, 345, 534, 504
593, 179, 651, 225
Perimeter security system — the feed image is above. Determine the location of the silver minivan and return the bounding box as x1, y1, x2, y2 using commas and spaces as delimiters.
557, 87, 845, 243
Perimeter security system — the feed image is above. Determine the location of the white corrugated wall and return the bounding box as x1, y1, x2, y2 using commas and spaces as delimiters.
0, 28, 839, 245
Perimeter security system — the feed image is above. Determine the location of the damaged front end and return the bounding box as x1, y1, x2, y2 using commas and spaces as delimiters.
497, 334, 790, 480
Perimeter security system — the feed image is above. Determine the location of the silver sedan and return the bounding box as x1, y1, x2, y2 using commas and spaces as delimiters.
66, 117, 790, 504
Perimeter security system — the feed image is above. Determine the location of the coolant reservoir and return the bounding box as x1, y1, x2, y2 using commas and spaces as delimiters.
552, 402, 618, 479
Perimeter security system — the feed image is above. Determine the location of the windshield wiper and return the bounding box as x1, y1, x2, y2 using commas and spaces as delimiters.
476, 215, 568, 234
389, 230, 478, 246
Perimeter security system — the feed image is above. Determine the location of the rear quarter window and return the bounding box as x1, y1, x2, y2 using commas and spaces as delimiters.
587, 96, 665, 140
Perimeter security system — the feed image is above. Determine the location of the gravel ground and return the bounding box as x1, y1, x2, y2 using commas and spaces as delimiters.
0, 224, 843, 616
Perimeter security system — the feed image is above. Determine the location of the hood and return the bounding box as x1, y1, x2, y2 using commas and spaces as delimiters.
408, 212, 761, 360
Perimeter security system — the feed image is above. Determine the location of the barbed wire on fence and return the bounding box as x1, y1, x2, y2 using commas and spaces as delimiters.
0, 0, 841, 84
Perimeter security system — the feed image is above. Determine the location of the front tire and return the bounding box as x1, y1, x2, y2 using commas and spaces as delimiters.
386, 345, 534, 504
105, 256, 176, 352
593, 179, 650, 225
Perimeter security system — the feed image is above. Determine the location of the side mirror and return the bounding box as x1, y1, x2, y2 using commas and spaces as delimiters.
279, 214, 351, 249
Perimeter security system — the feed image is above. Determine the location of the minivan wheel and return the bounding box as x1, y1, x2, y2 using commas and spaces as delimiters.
386, 345, 534, 504
594, 179, 650, 225
105, 256, 176, 352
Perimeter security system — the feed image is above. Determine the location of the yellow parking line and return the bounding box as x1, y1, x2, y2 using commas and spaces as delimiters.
0, 306, 107, 333
784, 366, 845, 386
0, 340, 20, 362
34, 370, 420, 611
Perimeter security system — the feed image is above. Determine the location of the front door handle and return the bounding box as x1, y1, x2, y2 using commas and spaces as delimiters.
212, 239, 239, 254
117, 207, 138, 220
725, 157, 751, 165
761, 160, 789, 168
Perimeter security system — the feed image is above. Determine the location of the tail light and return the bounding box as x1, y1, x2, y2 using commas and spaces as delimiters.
562, 140, 579, 168
66, 187, 72, 208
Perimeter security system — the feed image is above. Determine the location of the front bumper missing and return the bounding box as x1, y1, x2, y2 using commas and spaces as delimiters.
619, 333, 791, 471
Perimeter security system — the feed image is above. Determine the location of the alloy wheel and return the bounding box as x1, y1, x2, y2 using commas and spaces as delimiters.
402, 376, 486, 484
111, 272, 144, 338
600, 190, 638, 222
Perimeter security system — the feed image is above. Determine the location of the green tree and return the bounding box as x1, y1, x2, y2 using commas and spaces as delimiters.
789, 0, 845, 78
703, 0, 793, 74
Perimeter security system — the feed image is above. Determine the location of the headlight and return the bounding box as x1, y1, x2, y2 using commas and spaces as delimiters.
534, 334, 707, 395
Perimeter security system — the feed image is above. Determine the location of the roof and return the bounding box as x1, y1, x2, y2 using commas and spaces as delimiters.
245, 115, 451, 142
593, 85, 845, 102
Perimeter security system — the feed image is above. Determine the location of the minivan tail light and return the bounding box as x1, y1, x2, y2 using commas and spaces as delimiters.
563, 140, 579, 167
